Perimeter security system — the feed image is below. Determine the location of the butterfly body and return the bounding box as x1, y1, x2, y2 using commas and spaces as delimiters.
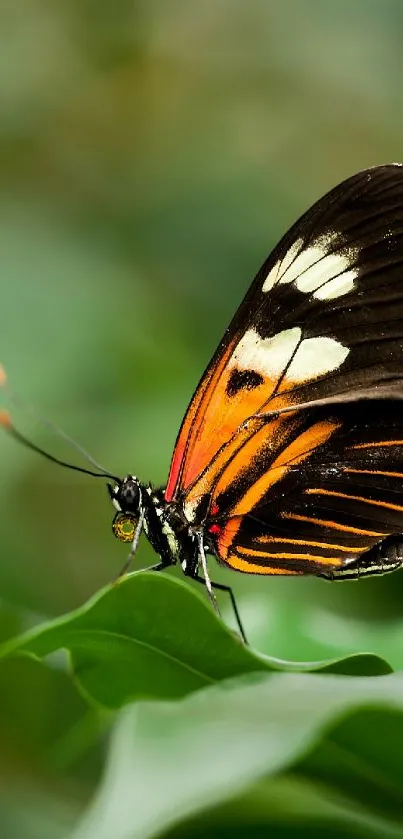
109, 477, 221, 577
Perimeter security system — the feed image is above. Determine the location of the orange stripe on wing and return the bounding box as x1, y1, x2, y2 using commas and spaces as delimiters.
184, 416, 270, 521
217, 516, 243, 560
236, 547, 340, 564
224, 553, 301, 575
184, 394, 301, 520
227, 419, 340, 519
352, 440, 403, 449
344, 467, 403, 479
256, 535, 360, 553
170, 344, 296, 501
281, 512, 386, 537
216, 419, 340, 562
211, 414, 292, 503
305, 487, 403, 513
165, 339, 237, 500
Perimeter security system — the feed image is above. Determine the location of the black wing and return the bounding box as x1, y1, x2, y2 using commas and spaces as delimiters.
167, 164, 403, 512
165, 163, 403, 577
212, 399, 403, 576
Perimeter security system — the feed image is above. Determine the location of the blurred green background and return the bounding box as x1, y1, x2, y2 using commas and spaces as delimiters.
2, 0, 403, 835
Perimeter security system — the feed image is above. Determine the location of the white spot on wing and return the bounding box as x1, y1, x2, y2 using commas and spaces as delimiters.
229, 327, 302, 379
314, 271, 356, 300
229, 328, 349, 385
286, 336, 349, 381
263, 234, 358, 301
280, 244, 324, 288
263, 239, 302, 292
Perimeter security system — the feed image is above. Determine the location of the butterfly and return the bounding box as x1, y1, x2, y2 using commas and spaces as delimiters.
3, 163, 403, 643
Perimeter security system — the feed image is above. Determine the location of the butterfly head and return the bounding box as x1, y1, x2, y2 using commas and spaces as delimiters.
107, 475, 143, 544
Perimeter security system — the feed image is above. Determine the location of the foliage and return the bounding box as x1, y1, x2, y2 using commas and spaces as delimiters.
1, 574, 403, 838
0, 573, 392, 708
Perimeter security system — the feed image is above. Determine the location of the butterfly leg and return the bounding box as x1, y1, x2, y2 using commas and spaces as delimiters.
193, 533, 247, 643
195, 532, 220, 613
148, 561, 167, 572
318, 534, 403, 581
205, 578, 247, 644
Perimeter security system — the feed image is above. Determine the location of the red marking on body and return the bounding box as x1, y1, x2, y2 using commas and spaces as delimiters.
208, 523, 222, 536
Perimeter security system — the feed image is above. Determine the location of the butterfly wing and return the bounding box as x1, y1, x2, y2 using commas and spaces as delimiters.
211, 399, 403, 575
165, 164, 403, 575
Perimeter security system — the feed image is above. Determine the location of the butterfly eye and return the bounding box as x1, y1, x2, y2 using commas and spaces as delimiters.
112, 512, 138, 543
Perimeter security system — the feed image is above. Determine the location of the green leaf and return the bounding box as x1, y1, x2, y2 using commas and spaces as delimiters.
161, 776, 402, 839
0, 573, 392, 709
298, 706, 403, 824
68, 671, 403, 839
0, 655, 104, 774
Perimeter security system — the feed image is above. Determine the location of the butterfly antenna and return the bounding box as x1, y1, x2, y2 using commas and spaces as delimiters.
0, 365, 120, 482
